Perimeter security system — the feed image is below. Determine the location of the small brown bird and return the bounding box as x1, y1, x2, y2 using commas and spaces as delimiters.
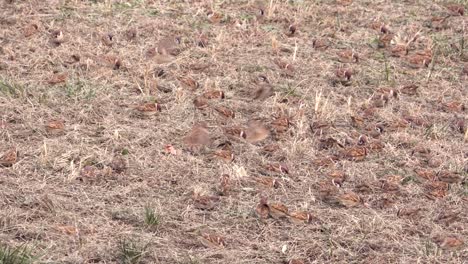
289, 211, 313, 224
253, 83, 274, 100
183, 123, 211, 149
0, 148, 18, 167
202, 90, 224, 99
199, 232, 225, 248
269, 202, 289, 219
193, 96, 209, 110
101, 32, 114, 46
255, 197, 270, 219
214, 105, 235, 119
156, 36, 181, 56
135, 102, 161, 116
45, 119, 65, 135
47, 72, 68, 85
245, 120, 269, 143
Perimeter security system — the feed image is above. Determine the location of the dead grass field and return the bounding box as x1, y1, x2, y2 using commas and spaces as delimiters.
0, 0, 467, 263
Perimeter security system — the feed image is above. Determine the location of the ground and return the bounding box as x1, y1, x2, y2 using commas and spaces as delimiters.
0, 0, 467, 263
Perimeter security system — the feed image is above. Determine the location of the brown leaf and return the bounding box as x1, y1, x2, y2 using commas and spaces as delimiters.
0, 148, 18, 167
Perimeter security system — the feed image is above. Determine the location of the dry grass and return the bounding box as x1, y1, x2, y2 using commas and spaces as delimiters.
0, 0, 467, 263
